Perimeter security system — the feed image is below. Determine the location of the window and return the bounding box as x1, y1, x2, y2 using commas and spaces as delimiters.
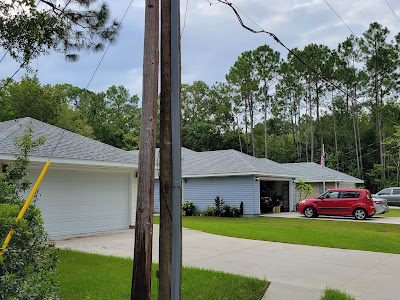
393, 189, 400, 195
341, 191, 361, 198
325, 191, 340, 199
378, 188, 391, 195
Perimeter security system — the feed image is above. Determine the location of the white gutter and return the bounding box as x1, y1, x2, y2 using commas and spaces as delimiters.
0, 154, 138, 169
182, 171, 297, 179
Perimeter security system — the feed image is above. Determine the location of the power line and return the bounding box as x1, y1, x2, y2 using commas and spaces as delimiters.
322, 0, 356, 36
384, 0, 400, 24
181, 0, 189, 37
214, 0, 400, 128
86, 0, 134, 89
50, 0, 135, 160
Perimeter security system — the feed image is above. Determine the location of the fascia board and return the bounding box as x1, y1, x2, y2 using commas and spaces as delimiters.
0, 154, 138, 169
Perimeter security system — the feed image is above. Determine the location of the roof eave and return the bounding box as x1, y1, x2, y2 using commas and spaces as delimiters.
183, 171, 296, 179
0, 154, 138, 169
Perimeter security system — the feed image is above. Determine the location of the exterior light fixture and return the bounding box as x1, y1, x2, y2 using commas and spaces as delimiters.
255, 177, 259, 181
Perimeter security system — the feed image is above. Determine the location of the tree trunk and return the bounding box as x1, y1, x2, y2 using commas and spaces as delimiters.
235, 113, 243, 152
304, 96, 309, 162
351, 102, 360, 172
244, 96, 249, 155
249, 93, 256, 157
354, 86, 363, 178
264, 84, 269, 159
308, 84, 314, 162
331, 89, 339, 169
375, 66, 385, 186
298, 96, 302, 159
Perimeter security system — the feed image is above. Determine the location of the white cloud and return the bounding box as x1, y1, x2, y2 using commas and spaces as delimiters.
1, 0, 399, 99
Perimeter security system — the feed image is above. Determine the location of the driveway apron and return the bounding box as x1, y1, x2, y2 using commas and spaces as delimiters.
53, 225, 400, 300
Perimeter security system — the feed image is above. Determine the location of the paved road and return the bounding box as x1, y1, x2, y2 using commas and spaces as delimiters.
52, 224, 400, 300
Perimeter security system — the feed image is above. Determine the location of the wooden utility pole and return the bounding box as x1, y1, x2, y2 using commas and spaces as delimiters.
159, 0, 182, 298
131, 0, 159, 299
159, 0, 173, 296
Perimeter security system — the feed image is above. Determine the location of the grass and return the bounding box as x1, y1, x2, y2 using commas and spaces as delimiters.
56, 249, 268, 300
154, 216, 400, 254
376, 208, 400, 217
321, 288, 355, 300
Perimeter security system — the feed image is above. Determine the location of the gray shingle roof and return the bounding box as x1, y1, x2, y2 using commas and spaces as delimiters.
182, 149, 295, 177
131, 148, 295, 177
282, 162, 363, 183
0, 117, 138, 164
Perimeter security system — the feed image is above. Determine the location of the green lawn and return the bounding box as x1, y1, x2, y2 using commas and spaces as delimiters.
56, 249, 268, 300
376, 209, 400, 217
155, 216, 400, 253
321, 288, 355, 300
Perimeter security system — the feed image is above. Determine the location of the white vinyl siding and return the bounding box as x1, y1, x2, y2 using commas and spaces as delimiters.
131, 175, 138, 226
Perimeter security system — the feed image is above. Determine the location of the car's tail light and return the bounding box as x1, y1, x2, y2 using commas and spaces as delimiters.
374, 200, 383, 204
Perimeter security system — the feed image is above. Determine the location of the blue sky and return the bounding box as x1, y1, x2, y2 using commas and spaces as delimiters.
1, 0, 399, 99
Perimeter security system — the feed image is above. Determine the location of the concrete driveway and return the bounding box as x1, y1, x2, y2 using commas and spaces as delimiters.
52, 225, 400, 300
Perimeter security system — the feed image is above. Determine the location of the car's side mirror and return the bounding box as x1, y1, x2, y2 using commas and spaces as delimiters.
319, 196, 324, 200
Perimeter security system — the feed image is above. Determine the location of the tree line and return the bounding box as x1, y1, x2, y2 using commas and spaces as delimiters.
1, 22, 400, 192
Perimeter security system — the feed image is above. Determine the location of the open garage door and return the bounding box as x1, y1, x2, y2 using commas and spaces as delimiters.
260, 179, 291, 213
29, 168, 131, 237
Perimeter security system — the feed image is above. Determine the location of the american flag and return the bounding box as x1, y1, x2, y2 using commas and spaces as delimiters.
320, 147, 325, 168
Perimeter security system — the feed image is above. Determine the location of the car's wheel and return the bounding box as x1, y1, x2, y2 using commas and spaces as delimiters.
353, 208, 367, 220
303, 206, 317, 218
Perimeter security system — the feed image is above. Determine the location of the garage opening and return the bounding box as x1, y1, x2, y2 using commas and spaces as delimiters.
260, 180, 290, 213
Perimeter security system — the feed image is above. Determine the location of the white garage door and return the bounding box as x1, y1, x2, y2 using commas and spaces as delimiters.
337, 182, 355, 189
29, 168, 131, 237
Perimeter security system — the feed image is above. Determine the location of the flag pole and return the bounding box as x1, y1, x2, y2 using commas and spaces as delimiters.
322, 144, 326, 192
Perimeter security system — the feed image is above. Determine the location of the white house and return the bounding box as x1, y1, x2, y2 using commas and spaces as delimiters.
0, 117, 139, 236
282, 162, 364, 200
1, 118, 364, 237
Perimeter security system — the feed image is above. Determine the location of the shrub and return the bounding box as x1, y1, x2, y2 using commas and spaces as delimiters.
231, 205, 241, 217
0, 125, 58, 299
182, 201, 196, 216
221, 204, 231, 217
204, 206, 216, 216
214, 195, 225, 217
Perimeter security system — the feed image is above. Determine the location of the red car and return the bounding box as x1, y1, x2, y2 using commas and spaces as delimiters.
297, 189, 375, 220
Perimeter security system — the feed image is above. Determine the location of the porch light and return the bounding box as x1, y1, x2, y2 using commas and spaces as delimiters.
2, 164, 9, 173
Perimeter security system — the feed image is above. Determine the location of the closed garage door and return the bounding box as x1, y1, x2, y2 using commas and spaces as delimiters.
337, 182, 355, 189
29, 168, 131, 236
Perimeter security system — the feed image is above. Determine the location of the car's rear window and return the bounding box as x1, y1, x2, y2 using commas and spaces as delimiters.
394, 189, 400, 195
378, 188, 391, 195
341, 191, 361, 198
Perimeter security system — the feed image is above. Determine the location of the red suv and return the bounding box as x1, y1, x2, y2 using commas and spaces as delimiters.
297, 189, 375, 220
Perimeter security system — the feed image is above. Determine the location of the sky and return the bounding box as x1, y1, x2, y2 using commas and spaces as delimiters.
1, 0, 400, 99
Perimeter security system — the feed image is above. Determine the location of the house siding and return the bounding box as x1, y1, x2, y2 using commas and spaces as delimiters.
296, 182, 337, 200
154, 176, 260, 215
154, 180, 160, 212
131, 175, 137, 226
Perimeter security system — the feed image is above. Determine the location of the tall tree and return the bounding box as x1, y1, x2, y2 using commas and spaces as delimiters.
253, 44, 280, 159
0, 0, 120, 66
359, 22, 400, 186
226, 51, 258, 156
